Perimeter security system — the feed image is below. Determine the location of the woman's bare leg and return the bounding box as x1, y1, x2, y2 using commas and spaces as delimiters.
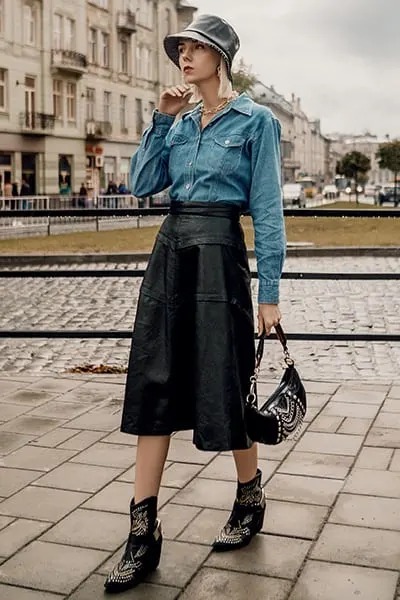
232, 443, 258, 483
134, 435, 170, 503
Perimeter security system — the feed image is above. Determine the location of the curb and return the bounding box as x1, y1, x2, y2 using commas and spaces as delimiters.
0, 246, 400, 266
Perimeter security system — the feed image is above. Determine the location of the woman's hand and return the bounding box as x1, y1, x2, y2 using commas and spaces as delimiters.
158, 85, 193, 117
257, 303, 281, 336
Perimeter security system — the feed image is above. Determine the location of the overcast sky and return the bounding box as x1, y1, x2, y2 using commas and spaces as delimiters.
191, 0, 400, 137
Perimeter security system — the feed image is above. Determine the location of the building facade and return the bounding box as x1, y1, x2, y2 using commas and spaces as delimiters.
328, 133, 393, 186
251, 82, 331, 185
0, 0, 196, 195
251, 82, 299, 184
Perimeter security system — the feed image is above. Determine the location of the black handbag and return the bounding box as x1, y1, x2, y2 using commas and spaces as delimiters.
245, 323, 307, 445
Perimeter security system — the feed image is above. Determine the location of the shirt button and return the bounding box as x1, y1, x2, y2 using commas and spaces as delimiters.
185, 184, 191, 189
188, 162, 193, 166
225, 139, 230, 145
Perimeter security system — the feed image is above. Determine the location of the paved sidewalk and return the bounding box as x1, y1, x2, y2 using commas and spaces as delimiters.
0, 374, 399, 600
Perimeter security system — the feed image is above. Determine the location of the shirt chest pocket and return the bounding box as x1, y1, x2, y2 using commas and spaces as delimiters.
207, 134, 246, 175
169, 134, 190, 179
169, 134, 189, 161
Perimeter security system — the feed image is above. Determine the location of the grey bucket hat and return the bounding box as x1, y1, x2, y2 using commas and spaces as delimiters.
163, 14, 240, 81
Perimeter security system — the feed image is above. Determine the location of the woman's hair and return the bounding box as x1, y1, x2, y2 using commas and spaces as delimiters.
188, 56, 233, 104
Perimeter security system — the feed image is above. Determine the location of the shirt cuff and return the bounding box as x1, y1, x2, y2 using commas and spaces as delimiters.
258, 281, 280, 304
152, 110, 175, 133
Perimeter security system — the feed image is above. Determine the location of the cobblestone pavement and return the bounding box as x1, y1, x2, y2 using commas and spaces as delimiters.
0, 256, 399, 382
0, 375, 399, 600
0, 194, 346, 239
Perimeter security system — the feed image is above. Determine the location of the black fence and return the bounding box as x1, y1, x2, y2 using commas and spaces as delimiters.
0, 207, 399, 342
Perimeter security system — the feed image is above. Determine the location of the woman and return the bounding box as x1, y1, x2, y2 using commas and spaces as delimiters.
105, 14, 286, 594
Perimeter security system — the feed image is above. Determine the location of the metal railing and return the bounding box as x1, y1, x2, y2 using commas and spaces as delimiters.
0, 195, 139, 236
85, 120, 112, 139
19, 112, 56, 133
0, 206, 399, 342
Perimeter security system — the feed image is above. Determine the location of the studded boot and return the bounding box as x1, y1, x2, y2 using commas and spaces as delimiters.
104, 496, 162, 594
212, 469, 265, 552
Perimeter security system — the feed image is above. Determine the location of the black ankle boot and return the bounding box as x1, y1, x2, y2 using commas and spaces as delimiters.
212, 469, 265, 552
104, 496, 162, 594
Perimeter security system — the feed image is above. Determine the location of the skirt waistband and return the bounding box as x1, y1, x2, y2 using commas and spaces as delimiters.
169, 201, 242, 220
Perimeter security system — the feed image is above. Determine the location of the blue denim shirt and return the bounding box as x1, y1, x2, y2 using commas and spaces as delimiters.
130, 93, 286, 304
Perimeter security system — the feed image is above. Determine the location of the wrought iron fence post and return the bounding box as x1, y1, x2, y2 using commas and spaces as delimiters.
47, 216, 51, 236
94, 195, 99, 232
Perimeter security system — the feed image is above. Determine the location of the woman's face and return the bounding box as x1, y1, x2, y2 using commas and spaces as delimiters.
178, 39, 220, 85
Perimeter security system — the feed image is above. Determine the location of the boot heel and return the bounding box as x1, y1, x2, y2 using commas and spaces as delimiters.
148, 521, 162, 571
254, 506, 265, 534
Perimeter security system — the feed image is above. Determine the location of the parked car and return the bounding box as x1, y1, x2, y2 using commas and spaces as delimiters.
322, 184, 339, 199
282, 183, 306, 208
364, 184, 378, 198
376, 184, 399, 207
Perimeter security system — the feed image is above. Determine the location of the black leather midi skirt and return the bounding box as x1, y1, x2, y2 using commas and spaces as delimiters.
121, 201, 255, 451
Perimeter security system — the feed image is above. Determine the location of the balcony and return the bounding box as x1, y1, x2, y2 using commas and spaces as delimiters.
20, 112, 55, 135
283, 157, 301, 170
117, 10, 137, 34
85, 120, 112, 140
51, 50, 88, 76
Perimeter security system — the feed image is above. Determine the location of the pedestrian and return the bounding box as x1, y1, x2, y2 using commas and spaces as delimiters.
3, 180, 12, 209
106, 180, 118, 195
3, 180, 12, 197
20, 178, 30, 196
104, 14, 286, 594
118, 181, 128, 194
78, 182, 87, 208
11, 182, 18, 210
20, 179, 30, 210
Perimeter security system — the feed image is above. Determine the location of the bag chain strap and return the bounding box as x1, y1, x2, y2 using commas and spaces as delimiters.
247, 324, 294, 407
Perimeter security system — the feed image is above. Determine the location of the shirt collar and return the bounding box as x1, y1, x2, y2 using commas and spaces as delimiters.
183, 93, 253, 121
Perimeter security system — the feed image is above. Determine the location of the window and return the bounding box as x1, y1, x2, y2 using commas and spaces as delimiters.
142, 47, 150, 79
104, 91, 111, 122
89, 0, 108, 8
135, 98, 143, 136
147, 0, 153, 29
66, 82, 76, 121
89, 28, 97, 63
124, 0, 136, 10
104, 157, 115, 185
149, 101, 155, 115
120, 95, 127, 131
136, 44, 141, 77
138, 0, 153, 29
86, 87, 95, 120
53, 14, 62, 49
101, 32, 110, 67
120, 38, 128, 74
0, 69, 7, 110
165, 8, 172, 35
24, 3, 36, 46
65, 18, 75, 51
53, 80, 63, 119
136, 46, 151, 80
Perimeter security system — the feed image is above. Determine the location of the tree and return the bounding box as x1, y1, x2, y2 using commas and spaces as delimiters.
336, 151, 371, 203
231, 59, 257, 94
376, 140, 400, 203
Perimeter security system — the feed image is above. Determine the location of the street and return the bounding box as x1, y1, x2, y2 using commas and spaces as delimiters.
0, 255, 399, 381
0, 194, 395, 240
